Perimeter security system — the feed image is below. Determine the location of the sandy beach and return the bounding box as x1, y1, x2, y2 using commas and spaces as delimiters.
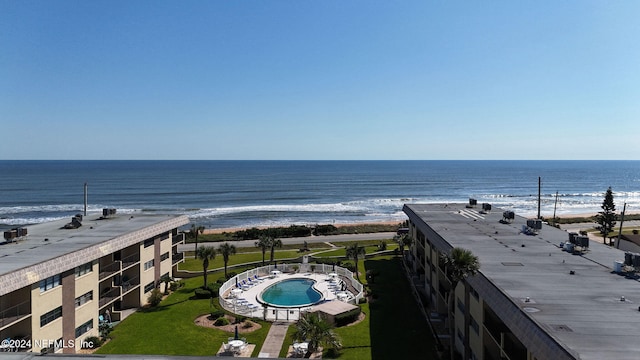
200, 210, 640, 235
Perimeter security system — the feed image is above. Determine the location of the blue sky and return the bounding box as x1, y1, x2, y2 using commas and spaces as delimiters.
1, 1, 639, 160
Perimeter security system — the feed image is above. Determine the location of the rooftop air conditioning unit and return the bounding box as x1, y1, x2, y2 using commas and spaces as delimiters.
575, 235, 589, 248
482, 203, 492, 211
625, 252, 633, 266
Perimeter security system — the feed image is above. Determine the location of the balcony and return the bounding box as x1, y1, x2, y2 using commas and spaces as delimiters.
121, 253, 140, 270
173, 233, 185, 245
99, 287, 121, 308
172, 252, 184, 264
0, 300, 31, 329
99, 261, 121, 280
120, 275, 140, 294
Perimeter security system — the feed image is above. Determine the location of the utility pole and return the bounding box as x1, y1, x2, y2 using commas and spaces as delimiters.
537, 177, 541, 219
553, 191, 559, 227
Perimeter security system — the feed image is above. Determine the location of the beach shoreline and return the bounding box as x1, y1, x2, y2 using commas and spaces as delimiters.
200, 211, 640, 235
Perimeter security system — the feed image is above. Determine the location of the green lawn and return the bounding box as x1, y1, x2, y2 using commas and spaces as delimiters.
178, 250, 304, 271
95, 276, 271, 356
314, 244, 398, 258
97, 256, 438, 359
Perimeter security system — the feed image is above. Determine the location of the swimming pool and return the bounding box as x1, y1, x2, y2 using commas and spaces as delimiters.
258, 278, 323, 307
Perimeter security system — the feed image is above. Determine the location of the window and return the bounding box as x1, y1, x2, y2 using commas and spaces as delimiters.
457, 299, 466, 314
470, 316, 480, 335
40, 306, 62, 327
75, 319, 93, 338
470, 287, 479, 300
75, 291, 93, 308
75, 262, 93, 277
144, 281, 155, 293
143, 238, 154, 248
39, 274, 61, 293
160, 252, 169, 262
144, 259, 154, 270
43, 338, 63, 354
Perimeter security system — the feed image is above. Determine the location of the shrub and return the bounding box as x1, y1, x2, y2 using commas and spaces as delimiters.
234, 315, 247, 324
210, 307, 225, 319
147, 288, 163, 307
226, 271, 237, 279
242, 320, 253, 329
314, 224, 338, 236
82, 336, 103, 348
194, 288, 212, 299
633, 229, 639, 235
341, 261, 355, 272
335, 306, 361, 326
208, 283, 222, 298
214, 317, 230, 326
169, 282, 179, 292
217, 277, 227, 284
358, 297, 367, 304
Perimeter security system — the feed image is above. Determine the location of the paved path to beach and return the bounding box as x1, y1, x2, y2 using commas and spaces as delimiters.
258, 321, 289, 358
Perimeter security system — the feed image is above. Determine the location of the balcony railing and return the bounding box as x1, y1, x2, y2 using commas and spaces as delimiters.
99, 287, 121, 308
120, 275, 140, 294
121, 253, 140, 269
172, 252, 184, 264
99, 261, 121, 280
173, 233, 185, 245
0, 300, 31, 328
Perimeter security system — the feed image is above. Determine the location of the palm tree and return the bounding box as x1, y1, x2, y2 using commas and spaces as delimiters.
188, 224, 205, 259
345, 243, 365, 281
440, 247, 480, 360
269, 238, 283, 264
196, 245, 216, 288
218, 242, 237, 279
394, 233, 412, 254
255, 236, 271, 266
292, 312, 342, 357
159, 273, 173, 295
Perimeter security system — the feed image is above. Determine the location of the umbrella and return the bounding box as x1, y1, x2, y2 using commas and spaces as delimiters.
234, 325, 239, 340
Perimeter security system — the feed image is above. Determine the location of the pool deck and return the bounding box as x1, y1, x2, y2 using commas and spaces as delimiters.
221, 272, 354, 319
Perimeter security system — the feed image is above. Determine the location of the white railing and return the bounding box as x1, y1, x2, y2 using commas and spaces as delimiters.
218, 264, 364, 321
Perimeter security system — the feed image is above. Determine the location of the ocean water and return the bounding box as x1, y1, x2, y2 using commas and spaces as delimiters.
1, 160, 639, 231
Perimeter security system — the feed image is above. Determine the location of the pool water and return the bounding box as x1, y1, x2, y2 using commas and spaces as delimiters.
259, 278, 323, 307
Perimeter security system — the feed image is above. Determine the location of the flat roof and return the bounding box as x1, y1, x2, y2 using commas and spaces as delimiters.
404, 203, 640, 360
314, 299, 359, 316
0, 212, 189, 277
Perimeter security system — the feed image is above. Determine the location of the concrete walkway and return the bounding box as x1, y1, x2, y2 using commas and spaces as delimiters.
258, 321, 290, 358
